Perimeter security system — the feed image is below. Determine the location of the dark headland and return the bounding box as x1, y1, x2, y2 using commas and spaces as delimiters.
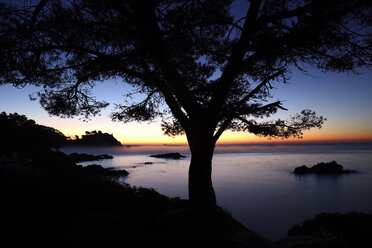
66, 130, 122, 147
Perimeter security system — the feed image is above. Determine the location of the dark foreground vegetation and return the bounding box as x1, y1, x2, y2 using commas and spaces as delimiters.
285, 212, 372, 248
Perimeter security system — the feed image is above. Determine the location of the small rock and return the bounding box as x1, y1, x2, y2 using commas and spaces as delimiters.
150, 152, 186, 159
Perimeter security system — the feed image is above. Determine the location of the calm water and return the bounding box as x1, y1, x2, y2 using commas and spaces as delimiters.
61, 143, 372, 241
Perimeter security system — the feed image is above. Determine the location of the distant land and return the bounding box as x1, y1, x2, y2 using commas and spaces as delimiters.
0, 112, 122, 153
66, 130, 122, 147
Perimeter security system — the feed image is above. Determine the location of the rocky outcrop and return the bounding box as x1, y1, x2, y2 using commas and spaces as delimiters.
81, 164, 128, 176
293, 161, 356, 175
150, 152, 186, 159
68, 153, 113, 163
283, 212, 372, 248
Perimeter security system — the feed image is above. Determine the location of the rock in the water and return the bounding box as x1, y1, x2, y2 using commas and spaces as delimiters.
293, 161, 355, 175
293, 165, 311, 174
150, 152, 186, 159
82, 164, 128, 176
311, 161, 343, 173
68, 153, 113, 163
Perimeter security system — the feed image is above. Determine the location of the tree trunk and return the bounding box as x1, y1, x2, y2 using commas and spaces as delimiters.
188, 132, 216, 210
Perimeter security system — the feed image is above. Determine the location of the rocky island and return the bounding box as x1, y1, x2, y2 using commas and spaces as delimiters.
68, 153, 114, 163
293, 161, 356, 175
66, 130, 122, 147
150, 152, 186, 159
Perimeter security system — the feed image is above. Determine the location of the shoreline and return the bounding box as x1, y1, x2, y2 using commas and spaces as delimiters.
1, 146, 371, 247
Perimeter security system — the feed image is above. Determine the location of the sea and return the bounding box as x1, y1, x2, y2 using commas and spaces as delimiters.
61, 142, 372, 241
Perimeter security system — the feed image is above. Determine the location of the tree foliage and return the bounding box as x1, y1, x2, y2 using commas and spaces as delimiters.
0, 0, 370, 141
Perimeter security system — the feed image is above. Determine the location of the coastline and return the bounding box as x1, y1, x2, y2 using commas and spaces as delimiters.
2, 146, 371, 247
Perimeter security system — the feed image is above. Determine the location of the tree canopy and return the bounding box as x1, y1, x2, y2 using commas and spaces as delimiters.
1, 0, 371, 208
2, 0, 370, 141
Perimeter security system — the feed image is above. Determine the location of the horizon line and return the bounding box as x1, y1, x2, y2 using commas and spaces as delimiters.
120, 139, 372, 146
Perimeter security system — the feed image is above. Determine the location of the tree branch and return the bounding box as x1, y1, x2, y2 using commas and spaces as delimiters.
30, 0, 49, 30
236, 70, 285, 106
119, 65, 191, 131
236, 109, 325, 139
213, 100, 287, 143
128, 0, 202, 118
208, 0, 262, 121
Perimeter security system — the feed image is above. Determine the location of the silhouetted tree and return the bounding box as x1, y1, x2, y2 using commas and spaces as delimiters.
0, 0, 370, 209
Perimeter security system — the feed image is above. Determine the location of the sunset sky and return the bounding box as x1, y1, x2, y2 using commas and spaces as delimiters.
1, 0, 371, 145
1, 66, 371, 145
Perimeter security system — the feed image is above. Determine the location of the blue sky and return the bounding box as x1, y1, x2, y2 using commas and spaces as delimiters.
1, 67, 371, 144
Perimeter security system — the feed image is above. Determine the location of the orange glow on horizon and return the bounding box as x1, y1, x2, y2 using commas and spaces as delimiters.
115, 132, 372, 145
56, 119, 372, 146
60, 126, 372, 145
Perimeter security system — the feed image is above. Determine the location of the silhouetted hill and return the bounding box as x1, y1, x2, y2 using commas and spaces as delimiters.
67, 130, 122, 146
0, 112, 66, 157
0, 113, 122, 157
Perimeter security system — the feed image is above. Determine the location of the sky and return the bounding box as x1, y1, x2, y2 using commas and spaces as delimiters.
1, 67, 371, 145
1, 0, 371, 145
